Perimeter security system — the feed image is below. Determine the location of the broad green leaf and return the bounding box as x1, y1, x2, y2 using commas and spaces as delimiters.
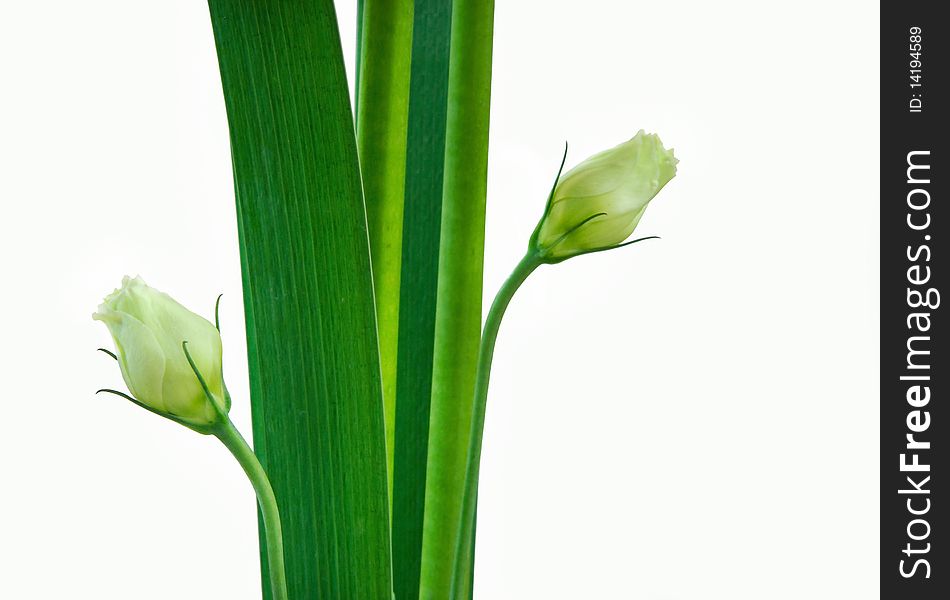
207, 1, 392, 598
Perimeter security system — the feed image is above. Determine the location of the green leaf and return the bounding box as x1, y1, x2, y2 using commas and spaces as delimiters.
356, 0, 414, 507
421, 1, 496, 598
357, 2, 496, 597
390, 1, 455, 598
206, 1, 392, 598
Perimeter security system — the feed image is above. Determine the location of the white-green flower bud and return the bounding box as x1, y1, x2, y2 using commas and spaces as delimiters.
530, 130, 678, 261
93, 276, 227, 427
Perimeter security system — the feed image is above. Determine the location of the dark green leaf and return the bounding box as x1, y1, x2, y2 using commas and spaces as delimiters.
206, 1, 392, 598
391, 1, 455, 598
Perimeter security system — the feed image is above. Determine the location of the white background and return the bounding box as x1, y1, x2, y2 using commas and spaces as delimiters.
0, 1, 879, 598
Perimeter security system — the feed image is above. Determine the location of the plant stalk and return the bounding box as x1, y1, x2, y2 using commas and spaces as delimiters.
450, 252, 542, 596
215, 418, 288, 600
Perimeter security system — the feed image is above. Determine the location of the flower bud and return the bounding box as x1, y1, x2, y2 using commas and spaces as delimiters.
94, 276, 226, 427
530, 130, 677, 261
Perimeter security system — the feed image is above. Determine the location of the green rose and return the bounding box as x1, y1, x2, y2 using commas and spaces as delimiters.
94, 276, 226, 427
530, 130, 677, 262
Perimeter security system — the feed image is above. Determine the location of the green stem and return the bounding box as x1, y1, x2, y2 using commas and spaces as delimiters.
214, 418, 288, 600
450, 252, 542, 597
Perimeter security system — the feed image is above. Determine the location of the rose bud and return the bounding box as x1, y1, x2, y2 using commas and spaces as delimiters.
93, 276, 227, 429
529, 130, 677, 262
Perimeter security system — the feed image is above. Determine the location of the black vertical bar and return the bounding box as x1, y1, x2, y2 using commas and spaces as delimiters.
881, 3, 947, 598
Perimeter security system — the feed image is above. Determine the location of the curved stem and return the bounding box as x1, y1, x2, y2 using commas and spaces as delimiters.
450, 252, 542, 597
214, 417, 288, 600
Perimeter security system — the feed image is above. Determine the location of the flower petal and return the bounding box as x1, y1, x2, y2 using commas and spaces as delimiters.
94, 307, 167, 412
